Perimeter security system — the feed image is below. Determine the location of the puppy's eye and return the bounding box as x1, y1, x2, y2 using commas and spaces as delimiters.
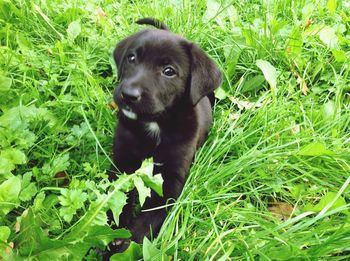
127, 54, 136, 63
162, 66, 176, 77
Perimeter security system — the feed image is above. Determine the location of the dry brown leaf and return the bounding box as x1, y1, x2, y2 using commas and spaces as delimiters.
4, 241, 14, 255
268, 202, 294, 221
297, 75, 309, 95
109, 101, 118, 110
229, 113, 240, 120
291, 123, 300, 134
304, 19, 312, 28
229, 97, 265, 110
15, 220, 20, 233
54, 171, 70, 187
95, 7, 106, 18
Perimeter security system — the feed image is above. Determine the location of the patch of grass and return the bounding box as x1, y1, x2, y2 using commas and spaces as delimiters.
0, 0, 349, 260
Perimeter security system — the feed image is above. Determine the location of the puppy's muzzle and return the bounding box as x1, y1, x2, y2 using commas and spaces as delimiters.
121, 86, 142, 103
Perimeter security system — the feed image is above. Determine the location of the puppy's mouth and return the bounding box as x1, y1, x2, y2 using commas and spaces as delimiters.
121, 106, 138, 120
120, 105, 164, 121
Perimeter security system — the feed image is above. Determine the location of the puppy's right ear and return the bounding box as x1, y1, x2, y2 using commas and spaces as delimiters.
113, 36, 133, 79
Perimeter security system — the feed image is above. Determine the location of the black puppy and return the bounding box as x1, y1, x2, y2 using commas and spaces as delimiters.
108, 18, 221, 249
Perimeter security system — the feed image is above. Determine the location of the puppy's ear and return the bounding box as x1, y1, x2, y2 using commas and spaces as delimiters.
188, 43, 221, 105
113, 36, 133, 79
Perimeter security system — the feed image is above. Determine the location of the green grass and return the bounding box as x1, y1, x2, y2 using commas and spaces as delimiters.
1, 0, 350, 260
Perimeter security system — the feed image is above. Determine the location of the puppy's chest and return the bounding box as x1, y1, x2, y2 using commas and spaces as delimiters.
143, 122, 161, 145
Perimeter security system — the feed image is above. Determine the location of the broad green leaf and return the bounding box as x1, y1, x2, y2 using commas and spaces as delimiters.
18, 210, 129, 260
19, 183, 37, 202
143, 237, 168, 261
319, 26, 338, 49
1, 148, 26, 165
140, 173, 163, 197
84, 226, 131, 249
111, 241, 142, 261
67, 20, 81, 41
0, 148, 26, 177
0, 226, 11, 254
215, 87, 228, 100
0, 75, 12, 91
323, 100, 335, 119
303, 192, 347, 213
203, 0, 221, 22
136, 159, 163, 197
136, 159, 154, 176
256, 59, 277, 96
0, 226, 10, 241
59, 189, 88, 222
0, 176, 21, 216
134, 177, 151, 207
298, 142, 334, 156
286, 27, 303, 58
301, 3, 314, 22
16, 32, 32, 52
332, 49, 346, 62
107, 191, 127, 226
327, 0, 336, 15
0, 158, 14, 178
266, 244, 294, 260
18, 210, 89, 259
241, 75, 266, 93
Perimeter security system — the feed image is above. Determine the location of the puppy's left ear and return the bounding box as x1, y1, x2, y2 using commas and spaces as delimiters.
188, 43, 222, 105
113, 36, 133, 79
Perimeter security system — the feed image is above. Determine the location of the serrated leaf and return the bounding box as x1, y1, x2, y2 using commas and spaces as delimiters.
319, 26, 338, 49
298, 142, 334, 156
111, 241, 142, 261
59, 189, 88, 222
20, 172, 38, 201
134, 177, 151, 207
0, 176, 21, 216
67, 20, 81, 41
65, 175, 134, 241
0, 75, 12, 91
136, 159, 154, 176
256, 59, 277, 96
140, 173, 163, 197
20, 183, 37, 201
107, 191, 127, 226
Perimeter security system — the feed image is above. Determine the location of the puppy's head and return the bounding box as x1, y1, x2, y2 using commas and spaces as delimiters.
113, 19, 221, 121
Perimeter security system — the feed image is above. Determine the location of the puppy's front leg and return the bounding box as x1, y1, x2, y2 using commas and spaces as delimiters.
129, 143, 196, 243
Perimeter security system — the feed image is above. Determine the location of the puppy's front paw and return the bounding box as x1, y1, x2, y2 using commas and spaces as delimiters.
101, 238, 131, 260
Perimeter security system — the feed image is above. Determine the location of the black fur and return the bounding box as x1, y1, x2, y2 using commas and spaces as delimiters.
105, 18, 221, 257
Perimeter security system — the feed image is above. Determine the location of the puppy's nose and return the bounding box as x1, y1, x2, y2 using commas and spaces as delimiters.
121, 87, 141, 102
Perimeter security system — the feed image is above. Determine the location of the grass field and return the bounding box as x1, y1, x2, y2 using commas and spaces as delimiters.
1, 0, 350, 260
